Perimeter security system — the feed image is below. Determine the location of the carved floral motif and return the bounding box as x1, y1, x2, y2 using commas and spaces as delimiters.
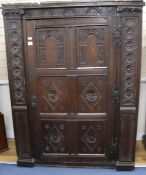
6, 20, 26, 104
120, 17, 138, 106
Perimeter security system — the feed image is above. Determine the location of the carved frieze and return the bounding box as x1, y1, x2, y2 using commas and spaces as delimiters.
2, 6, 142, 19
24, 7, 117, 18
2, 9, 24, 16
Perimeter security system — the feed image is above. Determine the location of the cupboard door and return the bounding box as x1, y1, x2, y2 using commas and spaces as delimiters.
26, 17, 116, 163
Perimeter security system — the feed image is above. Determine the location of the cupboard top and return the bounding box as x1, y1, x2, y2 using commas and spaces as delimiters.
2, 0, 145, 9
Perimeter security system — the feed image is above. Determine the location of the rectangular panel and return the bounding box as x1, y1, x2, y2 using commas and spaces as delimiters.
76, 26, 107, 67
37, 76, 69, 113
77, 120, 106, 154
77, 75, 107, 113
41, 120, 69, 154
36, 28, 67, 68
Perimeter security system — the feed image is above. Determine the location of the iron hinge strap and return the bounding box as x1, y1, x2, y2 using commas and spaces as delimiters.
111, 137, 119, 159
112, 85, 120, 102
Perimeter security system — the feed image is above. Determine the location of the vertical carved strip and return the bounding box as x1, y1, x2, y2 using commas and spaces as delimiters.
3, 11, 33, 162
5, 19, 26, 105
118, 15, 140, 164
120, 17, 138, 106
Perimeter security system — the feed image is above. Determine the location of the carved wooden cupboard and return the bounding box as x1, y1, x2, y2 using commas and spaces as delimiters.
2, 0, 144, 170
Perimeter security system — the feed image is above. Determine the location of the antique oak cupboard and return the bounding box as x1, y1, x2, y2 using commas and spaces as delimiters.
2, 0, 144, 171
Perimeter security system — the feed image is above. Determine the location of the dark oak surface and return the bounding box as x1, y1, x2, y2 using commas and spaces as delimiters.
2, 0, 144, 171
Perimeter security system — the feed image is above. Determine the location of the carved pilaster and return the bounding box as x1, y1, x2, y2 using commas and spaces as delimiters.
120, 17, 138, 106
117, 15, 140, 166
3, 11, 33, 162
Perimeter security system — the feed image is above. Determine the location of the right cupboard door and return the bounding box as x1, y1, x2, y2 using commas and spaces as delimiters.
26, 17, 117, 164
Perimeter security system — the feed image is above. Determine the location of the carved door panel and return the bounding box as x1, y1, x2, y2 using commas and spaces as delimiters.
26, 17, 116, 163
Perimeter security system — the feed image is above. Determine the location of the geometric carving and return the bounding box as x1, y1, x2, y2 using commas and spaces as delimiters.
37, 29, 65, 67
42, 121, 68, 154
82, 126, 98, 152
79, 121, 105, 154
43, 81, 62, 111
44, 126, 64, 152
81, 81, 102, 111
77, 76, 107, 113
120, 17, 138, 106
37, 77, 67, 113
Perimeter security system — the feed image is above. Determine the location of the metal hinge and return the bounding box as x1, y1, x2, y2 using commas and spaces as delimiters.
112, 85, 120, 103
112, 25, 121, 48
111, 137, 119, 160
31, 95, 37, 107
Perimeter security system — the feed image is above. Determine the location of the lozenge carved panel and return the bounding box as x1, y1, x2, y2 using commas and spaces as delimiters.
77, 76, 107, 113
77, 120, 106, 154
37, 77, 68, 113
41, 120, 69, 154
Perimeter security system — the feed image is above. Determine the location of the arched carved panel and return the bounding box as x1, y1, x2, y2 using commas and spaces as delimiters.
37, 29, 66, 67
76, 26, 106, 67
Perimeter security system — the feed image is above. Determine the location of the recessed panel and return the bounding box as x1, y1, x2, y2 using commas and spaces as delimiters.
37, 76, 68, 113
41, 120, 69, 154
76, 26, 107, 67
77, 120, 106, 154
77, 76, 107, 113
36, 28, 67, 68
